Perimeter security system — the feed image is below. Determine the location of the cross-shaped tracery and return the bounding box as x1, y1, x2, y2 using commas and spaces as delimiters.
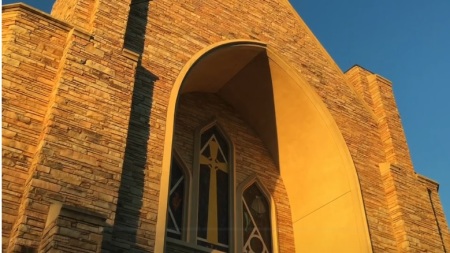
197, 131, 230, 251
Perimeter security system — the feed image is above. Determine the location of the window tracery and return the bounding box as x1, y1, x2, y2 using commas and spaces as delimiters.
242, 183, 272, 253
167, 155, 187, 240
166, 122, 276, 253
197, 125, 230, 251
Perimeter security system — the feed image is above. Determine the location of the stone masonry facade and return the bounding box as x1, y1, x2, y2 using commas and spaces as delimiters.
2, 1, 450, 252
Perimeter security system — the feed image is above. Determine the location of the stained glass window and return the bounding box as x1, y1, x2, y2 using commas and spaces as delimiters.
167, 156, 185, 240
197, 126, 229, 252
242, 183, 272, 253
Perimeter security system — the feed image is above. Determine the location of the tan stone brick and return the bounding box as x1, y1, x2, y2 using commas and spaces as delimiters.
31, 179, 62, 192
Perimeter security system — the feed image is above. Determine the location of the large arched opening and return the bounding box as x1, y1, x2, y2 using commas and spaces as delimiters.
155, 40, 372, 252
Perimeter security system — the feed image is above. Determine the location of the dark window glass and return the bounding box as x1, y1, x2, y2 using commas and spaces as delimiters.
167, 157, 185, 239
197, 163, 211, 239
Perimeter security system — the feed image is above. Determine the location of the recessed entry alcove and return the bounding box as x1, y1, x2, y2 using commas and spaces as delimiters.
156, 41, 372, 253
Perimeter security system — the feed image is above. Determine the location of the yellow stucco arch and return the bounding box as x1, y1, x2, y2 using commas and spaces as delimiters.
156, 40, 372, 252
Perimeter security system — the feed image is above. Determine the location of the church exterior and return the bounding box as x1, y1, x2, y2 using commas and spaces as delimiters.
2, 1, 449, 252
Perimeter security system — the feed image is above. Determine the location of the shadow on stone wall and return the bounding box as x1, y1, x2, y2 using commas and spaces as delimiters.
102, 0, 158, 252
123, 0, 150, 55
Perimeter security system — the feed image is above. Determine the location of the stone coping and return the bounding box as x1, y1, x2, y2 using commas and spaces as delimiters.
3, 3, 73, 32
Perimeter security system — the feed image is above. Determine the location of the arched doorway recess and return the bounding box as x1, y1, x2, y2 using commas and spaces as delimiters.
156, 40, 372, 253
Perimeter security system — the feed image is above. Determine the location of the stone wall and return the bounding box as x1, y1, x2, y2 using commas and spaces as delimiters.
2, 3, 139, 252
39, 204, 106, 252
380, 164, 450, 252
345, 66, 413, 171
346, 65, 450, 252
2, 5, 71, 250
2, 1, 449, 252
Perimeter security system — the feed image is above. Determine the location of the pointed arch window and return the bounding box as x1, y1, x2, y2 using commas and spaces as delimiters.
196, 125, 231, 251
168, 121, 281, 253
166, 122, 233, 252
242, 182, 273, 253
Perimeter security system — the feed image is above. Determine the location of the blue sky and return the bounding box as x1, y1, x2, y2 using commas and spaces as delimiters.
3, 0, 449, 220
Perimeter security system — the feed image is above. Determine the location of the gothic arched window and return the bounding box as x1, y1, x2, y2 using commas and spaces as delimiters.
242, 182, 272, 253
169, 122, 281, 253
196, 125, 231, 251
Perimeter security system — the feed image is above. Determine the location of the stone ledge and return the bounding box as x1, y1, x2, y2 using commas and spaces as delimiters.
345, 64, 393, 85
417, 173, 440, 191
2, 3, 73, 32
46, 202, 107, 228
367, 73, 392, 87
166, 238, 226, 253
122, 48, 141, 62
3, 3, 92, 42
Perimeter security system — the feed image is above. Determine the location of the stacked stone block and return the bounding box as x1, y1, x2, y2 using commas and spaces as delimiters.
51, 0, 97, 32
39, 204, 106, 252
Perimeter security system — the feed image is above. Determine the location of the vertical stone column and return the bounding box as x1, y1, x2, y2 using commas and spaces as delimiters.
51, 0, 133, 47
51, 0, 98, 31
2, 5, 72, 251
368, 75, 413, 171
344, 65, 375, 108
5, 3, 141, 251
345, 66, 414, 171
